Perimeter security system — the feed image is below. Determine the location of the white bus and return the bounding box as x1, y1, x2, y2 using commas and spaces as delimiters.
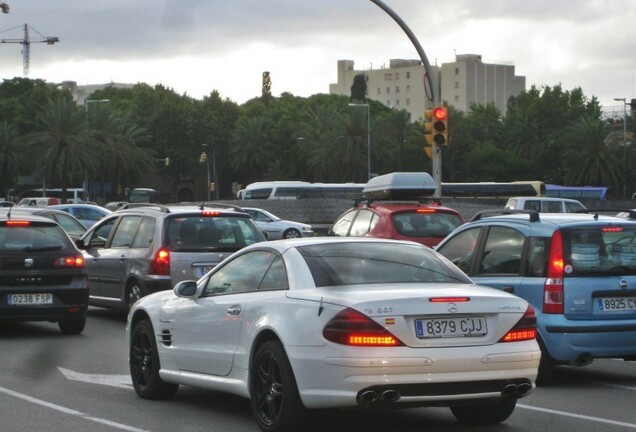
240, 181, 365, 200
20, 188, 86, 204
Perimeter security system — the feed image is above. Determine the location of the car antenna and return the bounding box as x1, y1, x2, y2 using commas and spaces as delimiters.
318, 297, 324, 316
199, 202, 205, 211
7, 205, 12, 219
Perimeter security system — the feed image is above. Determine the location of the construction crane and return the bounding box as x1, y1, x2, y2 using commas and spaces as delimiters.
0, 23, 59, 77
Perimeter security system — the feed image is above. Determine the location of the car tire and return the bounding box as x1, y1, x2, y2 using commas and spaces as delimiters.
450, 397, 517, 424
250, 340, 306, 432
535, 337, 555, 386
283, 229, 301, 239
130, 319, 178, 399
58, 316, 86, 335
126, 281, 145, 311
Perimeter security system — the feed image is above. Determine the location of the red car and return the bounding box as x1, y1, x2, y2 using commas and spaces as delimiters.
329, 201, 464, 247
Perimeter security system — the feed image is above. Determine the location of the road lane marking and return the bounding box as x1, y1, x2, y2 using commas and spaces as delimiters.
519, 404, 636, 429
58, 367, 132, 389
0, 385, 150, 432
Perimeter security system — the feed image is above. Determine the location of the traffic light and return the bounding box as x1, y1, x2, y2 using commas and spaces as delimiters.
164, 157, 170, 166
424, 109, 435, 146
432, 106, 448, 146
199, 152, 207, 163
210, 182, 216, 192
1, 3, 9, 14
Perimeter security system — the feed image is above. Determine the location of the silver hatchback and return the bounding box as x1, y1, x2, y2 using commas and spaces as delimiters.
76, 204, 266, 310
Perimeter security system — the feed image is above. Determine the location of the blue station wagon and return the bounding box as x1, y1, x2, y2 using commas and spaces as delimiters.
435, 210, 636, 384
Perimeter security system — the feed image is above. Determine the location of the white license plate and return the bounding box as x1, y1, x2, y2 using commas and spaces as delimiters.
8, 293, 53, 305
415, 316, 487, 338
597, 297, 636, 311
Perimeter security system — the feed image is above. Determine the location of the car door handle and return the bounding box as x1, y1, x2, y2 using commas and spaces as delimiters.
227, 304, 241, 315
501, 286, 515, 293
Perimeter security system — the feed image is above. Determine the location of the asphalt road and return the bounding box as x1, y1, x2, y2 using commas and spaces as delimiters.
1, 307, 636, 432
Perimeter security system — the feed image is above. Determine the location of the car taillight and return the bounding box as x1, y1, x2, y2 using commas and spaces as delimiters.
148, 247, 170, 275
544, 230, 564, 314
323, 308, 404, 347
6, 220, 30, 226
500, 304, 537, 342
54, 255, 85, 268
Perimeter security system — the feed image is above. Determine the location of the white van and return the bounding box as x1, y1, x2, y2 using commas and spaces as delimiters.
504, 196, 586, 213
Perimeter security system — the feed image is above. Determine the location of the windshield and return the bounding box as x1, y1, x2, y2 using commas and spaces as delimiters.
166, 215, 263, 252
564, 226, 636, 276
0, 225, 69, 251
298, 242, 472, 287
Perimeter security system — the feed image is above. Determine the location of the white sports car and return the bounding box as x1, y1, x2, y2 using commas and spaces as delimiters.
127, 237, 540, 432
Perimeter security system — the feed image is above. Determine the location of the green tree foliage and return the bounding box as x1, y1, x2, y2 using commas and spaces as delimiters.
350, 74, 367, 102
0, 122, 28, 195
26, 98, 95, 198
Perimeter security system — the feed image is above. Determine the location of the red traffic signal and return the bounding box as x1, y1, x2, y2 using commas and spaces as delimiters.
432, 106, 448, 145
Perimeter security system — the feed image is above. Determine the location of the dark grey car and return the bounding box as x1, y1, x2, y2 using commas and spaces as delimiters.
76, 204, 266, 310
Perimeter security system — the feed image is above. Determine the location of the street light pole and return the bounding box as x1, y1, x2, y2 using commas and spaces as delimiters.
348, 103, 371, 181
84, 99, 110, 202
614, 97, 628, 199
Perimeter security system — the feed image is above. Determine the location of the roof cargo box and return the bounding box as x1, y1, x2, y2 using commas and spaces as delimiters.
362, 172, 437, 200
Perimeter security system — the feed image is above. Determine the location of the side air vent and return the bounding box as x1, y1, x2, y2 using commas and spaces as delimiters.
160, 329, 172, 346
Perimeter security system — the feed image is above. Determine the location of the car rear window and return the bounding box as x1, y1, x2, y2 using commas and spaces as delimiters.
298, 242, 472, 287
0, 223, 70, 251
564, 226, 636, 276
166, 215, 263, 252
392, 211, 462, 238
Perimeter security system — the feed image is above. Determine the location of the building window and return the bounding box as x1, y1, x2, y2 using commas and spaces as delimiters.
406, 98, 410, 106
406, 71, 411, 79
406, 85, 411, 93
395, 86, 400, 94
395, 72, 400, 80
386, 100, 391, 106
377, 87, 381, 95
386, 87, 390, 94
454, 81, 459, 89
395, 99, 400, 106
454, 95, 459, 103
455, 67, 459, 75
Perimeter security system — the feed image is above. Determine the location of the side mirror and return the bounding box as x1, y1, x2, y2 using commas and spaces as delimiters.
174, 280, 198, 298
75, 238, 86, 249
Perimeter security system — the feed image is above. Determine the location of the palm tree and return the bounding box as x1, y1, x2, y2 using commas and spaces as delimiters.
562, 116, 622, 189
88, 106, 155, 201
27, 98, 96, 200
229, 116, 279, 181
0, 121, 28, 197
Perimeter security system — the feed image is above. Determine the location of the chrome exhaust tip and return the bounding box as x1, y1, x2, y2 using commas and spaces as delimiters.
517, 382, 533, 396
381, 389, 401, 402
359, 391, 378, 403
502, 384, 519, 396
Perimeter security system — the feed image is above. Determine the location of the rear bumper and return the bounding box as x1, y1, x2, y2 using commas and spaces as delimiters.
540, 318, 636, 361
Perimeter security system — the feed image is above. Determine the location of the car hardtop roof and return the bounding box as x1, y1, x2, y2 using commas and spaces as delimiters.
470, 209, 636, 226
356, 200, 462, 214
0, 210, 60, 224
244, 235, 425, 252
507, 196, 584, 204
116, 203, 249, 216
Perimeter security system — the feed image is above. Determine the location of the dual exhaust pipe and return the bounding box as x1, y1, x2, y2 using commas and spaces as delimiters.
502, 382, 533, 397
359, 389, 401, 404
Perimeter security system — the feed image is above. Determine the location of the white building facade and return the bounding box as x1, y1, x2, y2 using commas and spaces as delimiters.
329, 54, 525, 121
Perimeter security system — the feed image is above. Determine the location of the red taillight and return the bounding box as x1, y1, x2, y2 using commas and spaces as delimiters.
54, 255, 85, 268
323, 308, 404, 347
544, 230, 564, 314
202, 211, 221, 217
6, 220, 30, 227
500, 304, 537, 342
602, 227, 623, 233
148, 248, 170, 275
417, 209, 436, 213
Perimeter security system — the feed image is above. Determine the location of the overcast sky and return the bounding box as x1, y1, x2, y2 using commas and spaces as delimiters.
1, 0, 634, 110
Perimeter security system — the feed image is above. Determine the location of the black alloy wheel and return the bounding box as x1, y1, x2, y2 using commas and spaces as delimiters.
250, 341, 305, 432
130, 319, 178, 399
